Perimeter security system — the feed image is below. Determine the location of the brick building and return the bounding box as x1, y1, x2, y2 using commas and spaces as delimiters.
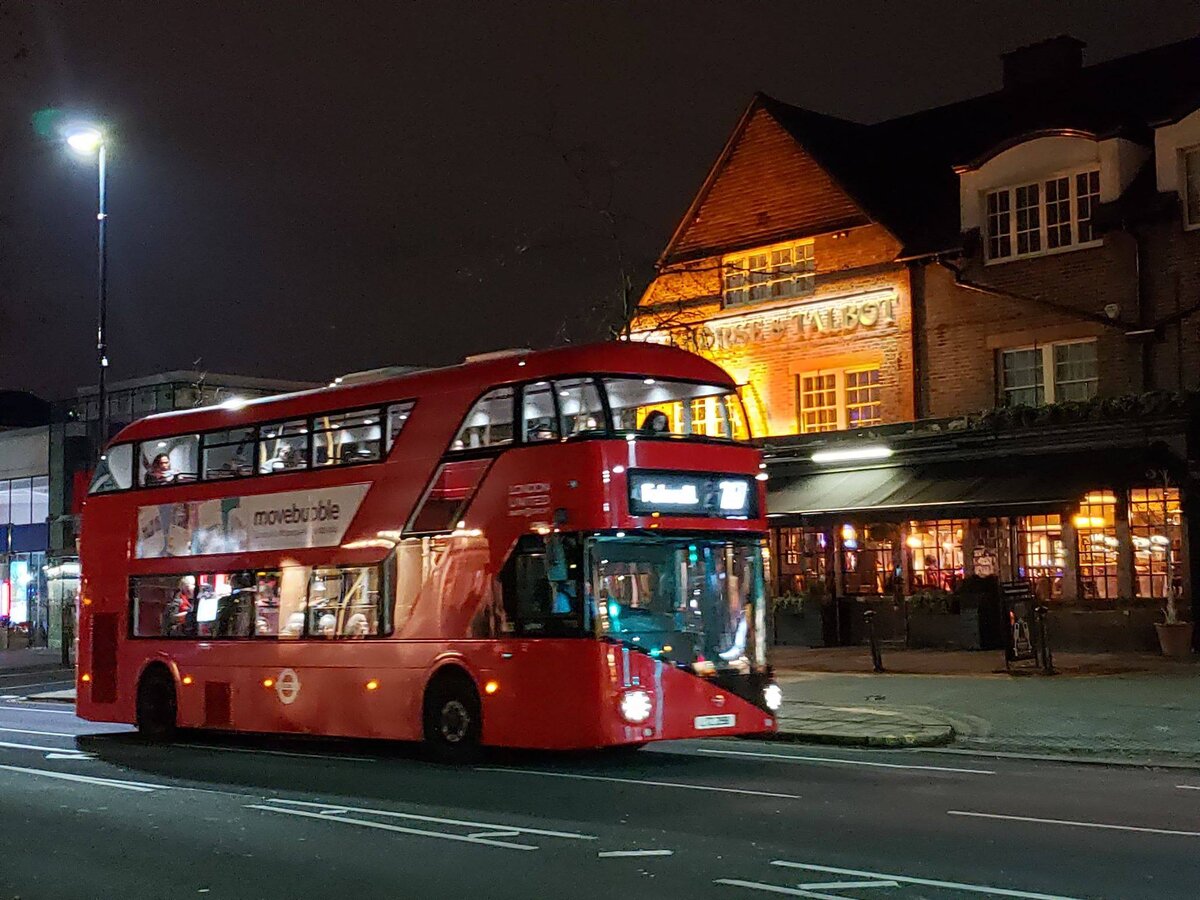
631, 35, 1200, 651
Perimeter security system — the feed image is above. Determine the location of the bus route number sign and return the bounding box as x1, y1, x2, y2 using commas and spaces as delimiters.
626, 470, 756, 518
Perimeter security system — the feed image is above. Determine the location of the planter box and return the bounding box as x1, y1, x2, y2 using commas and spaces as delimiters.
1046, 607, 1160, 652
907, 610, 982, 650
773, 608, 825, 647
845, 599, 906, 645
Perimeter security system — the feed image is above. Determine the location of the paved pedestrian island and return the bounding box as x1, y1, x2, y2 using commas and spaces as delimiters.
774, 700, 954, 748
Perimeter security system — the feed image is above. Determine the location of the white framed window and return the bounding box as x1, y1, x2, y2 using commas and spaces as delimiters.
797, 367, 882, 433
985, 168, 1101, 262
1000, 339, 1098, 406
1183, 146, 1200, 230
723, 240, 815, 307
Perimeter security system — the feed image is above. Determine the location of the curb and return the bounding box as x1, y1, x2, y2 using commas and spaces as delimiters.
771, 725, 956, 749
24, 692, 75, 704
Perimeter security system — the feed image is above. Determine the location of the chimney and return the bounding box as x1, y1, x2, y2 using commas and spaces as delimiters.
1001, 35, 1085, 90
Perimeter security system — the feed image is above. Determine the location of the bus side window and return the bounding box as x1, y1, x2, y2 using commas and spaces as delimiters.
276, 566, 311, 638
500, 536, 583, 635
139, 435, 199, 486
308, 567, 381, 639
554, 378, 605, 438
521, 383, 559, 443
130, 575, 184, 637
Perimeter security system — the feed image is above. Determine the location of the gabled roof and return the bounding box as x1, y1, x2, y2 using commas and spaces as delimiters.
658, 33, 1200, 265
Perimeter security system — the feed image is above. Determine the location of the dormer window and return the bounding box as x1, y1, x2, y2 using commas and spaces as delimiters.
723, 240, 815, 307
985, 169, 1100, 262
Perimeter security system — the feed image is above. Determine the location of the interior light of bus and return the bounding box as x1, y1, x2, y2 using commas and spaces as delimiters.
643, 378, 655, 385
262, 678, 275, 688
80, 673, 91, 683
484, 680, 499, 695
365, 679, 380, 691
517, 360, 526, 367
181, 675, 194, 686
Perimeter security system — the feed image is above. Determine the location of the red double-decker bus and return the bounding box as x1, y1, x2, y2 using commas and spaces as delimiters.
77, 342, 780, 754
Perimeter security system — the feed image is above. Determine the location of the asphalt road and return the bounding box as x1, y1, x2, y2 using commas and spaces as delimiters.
0, 678, 1196, 900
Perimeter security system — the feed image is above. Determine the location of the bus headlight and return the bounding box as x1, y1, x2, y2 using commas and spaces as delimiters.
763, 683, 783, 712
619, 689, 652, 724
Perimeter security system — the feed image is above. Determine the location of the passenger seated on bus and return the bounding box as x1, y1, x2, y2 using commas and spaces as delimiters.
318, 613, 338, 638
528, 419, 556, 441
144, 453, 175, 486
266, 443, 304, 472
344, 612, 370, 638
282, 612, 305, 637
162, 575, 195, 636
640, 411, 670, 435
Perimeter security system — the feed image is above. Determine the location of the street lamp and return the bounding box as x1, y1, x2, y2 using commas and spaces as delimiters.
63, 124, 109, 450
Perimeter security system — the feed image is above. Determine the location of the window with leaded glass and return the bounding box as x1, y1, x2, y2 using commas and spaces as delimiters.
1001, 348, 1044, 406
1014, 183, 1041, 255
798, 373, 838, 433
723, 240, 815, 307
845, 368, 881, 428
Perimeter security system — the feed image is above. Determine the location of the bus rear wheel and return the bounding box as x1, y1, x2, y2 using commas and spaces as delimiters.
136, 667, 177, 741
422, 672, 482, 762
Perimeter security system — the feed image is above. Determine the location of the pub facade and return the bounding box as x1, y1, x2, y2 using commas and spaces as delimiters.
631, 35, 1200, 651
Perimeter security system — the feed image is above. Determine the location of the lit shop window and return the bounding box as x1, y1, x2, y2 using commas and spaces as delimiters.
723, 240, 815, 307
1017, 514, 1065, 600
905, 520, 966, 592
986, 169, 1100, 261
1128, 487, 1182, 600
839, 523, 894, 596
774, 528, 829, 597
797, 367, 882, 433
1001, 340, 1098, 406
1073, 491, 1118, 600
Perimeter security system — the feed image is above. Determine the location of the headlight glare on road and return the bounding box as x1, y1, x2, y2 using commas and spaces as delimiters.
763, 682, 783, 712
619, 688, 652, 724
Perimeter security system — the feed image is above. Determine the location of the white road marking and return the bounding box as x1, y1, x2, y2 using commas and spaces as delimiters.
477, 767, 800, 799
0, 681, 75, 693
801, 880, 900, 890
0, 726, 77, 738
715, 879, 852, 899
0, 764, 165, 793
948, 809, 1200, 838
0, 704, 78, 714
45, 752, 96, 761
175, 743, 376, 763
0, 738, 79, 753
694, 747, 995, 775
264, 798, 597, 840
245, 803, 540, 851
1178, 785, 1200, 791
468, 830, 521, 839
597, 849, 675, 858
771, 861, 1085, 899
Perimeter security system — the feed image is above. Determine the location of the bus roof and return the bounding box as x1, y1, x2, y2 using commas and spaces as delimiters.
110, 341, 734, 444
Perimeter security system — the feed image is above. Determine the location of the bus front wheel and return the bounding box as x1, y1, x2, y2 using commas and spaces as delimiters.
422, 671, 482, 762
136, 667, 177, 741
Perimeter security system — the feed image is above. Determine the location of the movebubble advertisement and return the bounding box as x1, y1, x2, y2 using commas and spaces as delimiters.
136, 483, 370, 559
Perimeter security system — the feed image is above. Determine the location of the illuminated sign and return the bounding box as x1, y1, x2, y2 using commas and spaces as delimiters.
627, 470, 757, 518
635, 288, 899, 354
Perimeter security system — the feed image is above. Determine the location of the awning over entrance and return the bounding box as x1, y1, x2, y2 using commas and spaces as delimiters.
768, 459, 1112, 520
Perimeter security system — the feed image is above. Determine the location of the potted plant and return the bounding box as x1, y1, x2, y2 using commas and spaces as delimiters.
1155, 593, 1194, 658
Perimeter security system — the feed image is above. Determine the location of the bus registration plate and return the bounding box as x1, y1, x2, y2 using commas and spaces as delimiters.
694, 714, 736, 730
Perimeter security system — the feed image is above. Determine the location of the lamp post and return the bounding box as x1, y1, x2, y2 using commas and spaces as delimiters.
64, 126, 109, 450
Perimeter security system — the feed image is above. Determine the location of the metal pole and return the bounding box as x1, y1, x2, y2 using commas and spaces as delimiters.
96, 142, 109, 450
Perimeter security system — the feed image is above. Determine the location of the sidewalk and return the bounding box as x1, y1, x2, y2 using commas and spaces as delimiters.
0, 646, 70, 674
773, 649, 1200, 764
772, 645, 1200, 676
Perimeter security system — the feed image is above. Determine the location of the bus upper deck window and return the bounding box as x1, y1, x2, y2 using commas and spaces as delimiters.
522, 383, 559, 443
603, 378, 746, 441
138, 436, 199, 487
452, 387, 514, 450
555, 378, 605, 438
89, 443, 133, 494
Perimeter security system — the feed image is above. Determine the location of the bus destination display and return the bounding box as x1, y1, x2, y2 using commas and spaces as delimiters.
626, 469, 756, 518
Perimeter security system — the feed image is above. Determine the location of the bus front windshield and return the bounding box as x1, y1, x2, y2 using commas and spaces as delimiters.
590, 535, 766, 673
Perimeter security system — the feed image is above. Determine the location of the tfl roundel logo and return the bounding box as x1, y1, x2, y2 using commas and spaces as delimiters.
275, 668, 301, 705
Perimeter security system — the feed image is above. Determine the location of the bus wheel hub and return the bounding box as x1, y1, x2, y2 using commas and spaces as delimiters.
440, 700, 470, 743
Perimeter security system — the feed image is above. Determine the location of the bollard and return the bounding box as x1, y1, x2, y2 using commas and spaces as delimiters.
864, 609, 884, 673
1035, 605, 1055, 675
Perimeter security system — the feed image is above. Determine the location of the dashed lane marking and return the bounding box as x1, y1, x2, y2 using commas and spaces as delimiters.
948, 809, 1200, 838
693, 747, 995, 775
0, 764, 166, 793
717, 880, 868, 899
477, 767, 801, 799
1177, 785, 1200, 791
597, 849, 675, 858
0, 704, 77, 714
0, 726, 76, 738
0, 738, 80, 754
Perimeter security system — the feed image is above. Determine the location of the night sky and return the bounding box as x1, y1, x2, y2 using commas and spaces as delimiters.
2, 1, 1198, 400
